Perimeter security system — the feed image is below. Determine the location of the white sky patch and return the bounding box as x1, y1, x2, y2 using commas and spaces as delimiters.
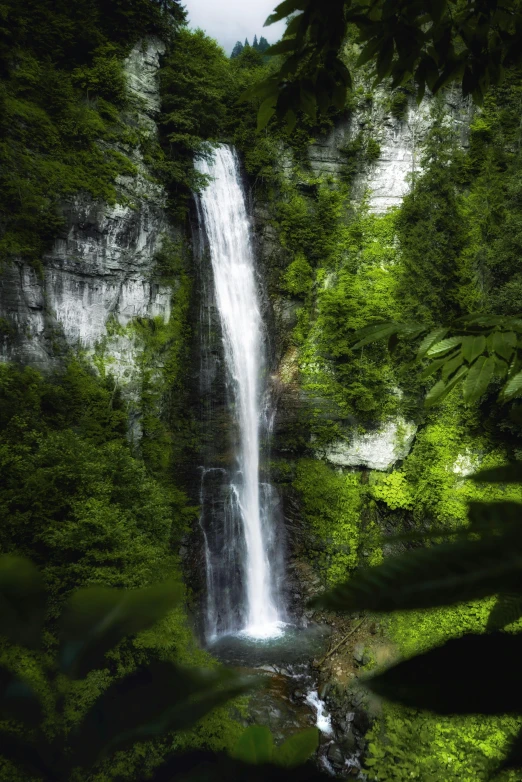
183, 0, 287, 54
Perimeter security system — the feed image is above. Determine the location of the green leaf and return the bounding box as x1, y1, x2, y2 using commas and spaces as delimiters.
467, 501, 522, 535
462, 354, 495, 404
426, 336, 462, 357
240, 77, 278, 103
353, 322, 400, 348
503, 369, 522, 400
376, 38, 394, 80
490, 331, 517, 361
425, 365, 467, 408
419, 356, 451, 380
367, 633, 522, 714
417, 327, 448, 359
432, 58, 465, 94
274, 728, 319, 768
266, 39, 297, 56
457, 313, 504, 328
0, 668, 42, 727
233, 726, 274, 765
494, 354, 509, 378
471, 463, 522, 483
257, 97, 277, 131
285, 109, 297, 132
332, 83, 347, 111
442, 352, 464, 381
299, 86, 317, 121
356, 37, 385, 68
72, 662, 257, 766
487, 593, 522, 631
424, 378, 447, 406
311, 528, 522, 613
461, 334, 486, 364
59, 581, 181, 678
265, 0, 308, 26
0, 556, 46, 649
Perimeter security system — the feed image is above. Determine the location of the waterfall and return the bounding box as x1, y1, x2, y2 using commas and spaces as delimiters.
195, 145, 284, 641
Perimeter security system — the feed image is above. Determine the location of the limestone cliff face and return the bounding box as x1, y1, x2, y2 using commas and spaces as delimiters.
307, 87, 472, 212
257, 88, 473, 470
0, 39, 175, 390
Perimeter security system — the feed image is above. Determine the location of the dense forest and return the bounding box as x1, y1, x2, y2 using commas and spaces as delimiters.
1, 0, 522, 780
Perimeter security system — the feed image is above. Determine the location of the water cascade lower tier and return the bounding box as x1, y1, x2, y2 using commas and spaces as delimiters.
195, 145, 285, 641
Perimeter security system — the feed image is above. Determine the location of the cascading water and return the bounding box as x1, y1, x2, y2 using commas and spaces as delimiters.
195, 145, 285, 641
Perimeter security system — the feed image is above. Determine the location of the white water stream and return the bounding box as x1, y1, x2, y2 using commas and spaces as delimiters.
195, 145, 284, 640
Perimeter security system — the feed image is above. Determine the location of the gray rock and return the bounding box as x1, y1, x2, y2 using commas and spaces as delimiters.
0, 37, 175, 423
318, 417, 417, 471
327, 743, 345, 768
339, 726, 358, 754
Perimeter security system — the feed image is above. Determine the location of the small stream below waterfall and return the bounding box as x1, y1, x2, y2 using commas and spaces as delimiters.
194, 144, 365, 778
209, 628, 364, 778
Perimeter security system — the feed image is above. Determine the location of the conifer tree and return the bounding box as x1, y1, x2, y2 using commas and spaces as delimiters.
252, 34, 259, 50
231, 40, 243, 58
244, 37, 249, 47
258, 36, 269, 53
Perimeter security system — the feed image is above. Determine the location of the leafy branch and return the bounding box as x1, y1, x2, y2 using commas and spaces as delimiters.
351, 313, 522, 407
252, 0, 522, 129
311, 465, 522, 777
0, 556, 327, 781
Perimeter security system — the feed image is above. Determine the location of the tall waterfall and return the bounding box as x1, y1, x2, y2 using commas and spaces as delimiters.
195, 145, 284, 640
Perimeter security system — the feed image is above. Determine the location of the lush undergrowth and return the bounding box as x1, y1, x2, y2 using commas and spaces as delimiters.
0, 361, 243, 781
4, 1, 522, 778
0, 0, 188, 267
265, 61, 522, 780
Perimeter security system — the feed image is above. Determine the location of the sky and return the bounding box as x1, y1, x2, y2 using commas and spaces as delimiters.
182, 0, 286, 55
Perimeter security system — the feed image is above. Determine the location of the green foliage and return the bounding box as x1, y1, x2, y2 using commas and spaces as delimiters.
365, 702, 520, 782
312, 426, 522, 777
352, 314, 522, 409
293, 459, 362, 585
158, 29, 230, 209
338, 134, 364, 182
232, 725, 319, 768
281, 253, 314, 296
231, 41, 244, 59
388, 90, 410, 120
132, 238, 196, 484
395, 105, 469, 322
257, 0, 522, 128
0, 50, 137, 265
0, 556, 254, 782
0, 0, 186, 266
366, 137, 381, 162
0, 362, 175, 606
370, 471, 413, 511
0, 0, 184, 69
292, 205, 408, 431
312, 506, 522, 613
0, 361, 248, 779
59, 581, 182, 679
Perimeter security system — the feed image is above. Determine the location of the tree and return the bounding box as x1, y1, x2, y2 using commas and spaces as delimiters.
244, 37, 250, 47
258, 36, 270, 53
253, 34, 259, 50
0, 555, 324, 781
252, 0, 522, 130
231, 40, 244, 58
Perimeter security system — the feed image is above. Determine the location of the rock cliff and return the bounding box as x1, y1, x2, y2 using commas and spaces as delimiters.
257, 86, 472, 470
0, 39, 175, 390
